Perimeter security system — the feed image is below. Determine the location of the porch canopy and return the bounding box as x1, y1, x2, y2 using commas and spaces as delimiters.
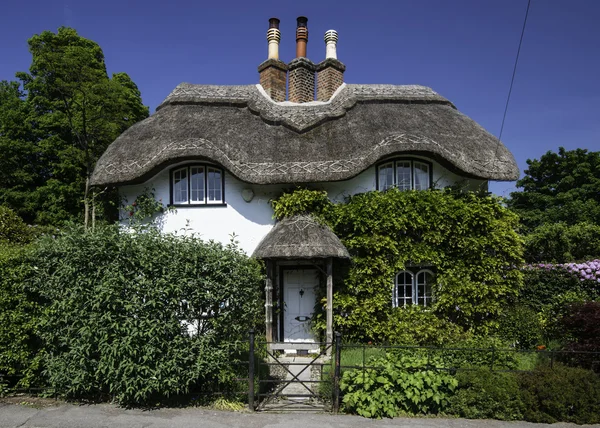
252, 215, 349, 346
253, 215, 350, 260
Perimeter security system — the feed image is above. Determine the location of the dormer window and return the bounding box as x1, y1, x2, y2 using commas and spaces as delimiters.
170, 164, 225, 206
377, 159, 432, 191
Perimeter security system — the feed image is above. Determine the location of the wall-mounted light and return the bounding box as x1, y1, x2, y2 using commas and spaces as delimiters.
241, 188, 255, 202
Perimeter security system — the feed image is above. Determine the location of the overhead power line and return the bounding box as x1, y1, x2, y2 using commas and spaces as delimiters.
493, 0, 532, 166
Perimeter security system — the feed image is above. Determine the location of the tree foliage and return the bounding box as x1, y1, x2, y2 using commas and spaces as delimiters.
273, 188, 523, 342
0, 81, 42, 222
1, 27, 148, 226
523, 222, 600, 263
508, 148, 600, 263
508, 147, 600, 231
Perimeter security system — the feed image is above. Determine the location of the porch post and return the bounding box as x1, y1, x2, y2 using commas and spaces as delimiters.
265, 260, 274, 343
326, 257, 333, 349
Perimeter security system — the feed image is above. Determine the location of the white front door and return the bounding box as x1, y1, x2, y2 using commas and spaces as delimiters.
283, 269, 318, 343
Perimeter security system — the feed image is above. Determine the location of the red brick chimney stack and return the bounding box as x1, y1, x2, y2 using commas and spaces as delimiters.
258, 18, 288, 102
316, 30, 346, 101
288, 16, 316, 103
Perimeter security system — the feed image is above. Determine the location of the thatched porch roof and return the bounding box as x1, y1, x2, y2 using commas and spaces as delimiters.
252, 215, 350, 260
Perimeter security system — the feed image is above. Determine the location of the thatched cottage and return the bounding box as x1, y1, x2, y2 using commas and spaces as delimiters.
91, 17, 518, 349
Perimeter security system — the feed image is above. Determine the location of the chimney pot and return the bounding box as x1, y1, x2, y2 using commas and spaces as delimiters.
324, 30, 338, 59
268, 17, 280, 29
296, 16, 308, 28
295, 16, 308, 58
266, 17, 281, 60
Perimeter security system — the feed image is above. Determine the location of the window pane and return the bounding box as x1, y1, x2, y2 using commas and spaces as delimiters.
414, 162, 430, 190
396, 271, 414, 307
396, 161, 411, 191
416, 270, 434, 306
378, 163, 394, 190
190, 167, 205, 203
173, 168, 188, 204
207, 168, 222, 202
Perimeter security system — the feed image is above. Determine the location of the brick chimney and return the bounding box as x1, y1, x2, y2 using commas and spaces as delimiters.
288, 16, 316, 103
258, 18, 288, 102
316, 30, 345, 101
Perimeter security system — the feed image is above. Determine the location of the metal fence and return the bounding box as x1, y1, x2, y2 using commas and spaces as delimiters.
2, 330, 599, 412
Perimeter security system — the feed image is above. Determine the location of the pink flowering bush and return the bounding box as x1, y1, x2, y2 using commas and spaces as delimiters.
529, 260, 600, 284
562, 260, 600, 283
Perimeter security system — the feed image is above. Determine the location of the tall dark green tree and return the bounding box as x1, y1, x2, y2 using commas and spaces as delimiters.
0, 81, 42, 223
6, 27, 149, 226
508, 147, 600, 262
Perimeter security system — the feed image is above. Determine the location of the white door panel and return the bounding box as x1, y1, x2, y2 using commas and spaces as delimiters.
283, 269, 318, 343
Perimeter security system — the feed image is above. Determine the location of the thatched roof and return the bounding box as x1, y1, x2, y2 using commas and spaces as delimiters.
90, 83, 519, 186
252, 215, 350, 260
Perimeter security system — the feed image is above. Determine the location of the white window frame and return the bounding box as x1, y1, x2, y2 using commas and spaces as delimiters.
170, 164, 224, 205
393, 269, 435, 307
377, 159, 431, 191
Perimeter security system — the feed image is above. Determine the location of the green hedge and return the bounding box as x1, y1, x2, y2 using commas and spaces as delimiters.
520, 364, 600, 424
446, 369, 524, 421
0, 225, 264, 405
0, 244, 42, 389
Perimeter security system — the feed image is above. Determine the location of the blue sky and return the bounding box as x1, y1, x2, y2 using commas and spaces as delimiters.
1, 0, 599, 197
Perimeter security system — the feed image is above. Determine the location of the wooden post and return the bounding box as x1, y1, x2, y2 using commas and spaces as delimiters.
326, 257, 333, 350
265, 260, 274, 343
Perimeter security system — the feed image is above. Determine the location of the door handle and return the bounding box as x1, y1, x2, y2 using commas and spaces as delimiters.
294, 316, 311, 322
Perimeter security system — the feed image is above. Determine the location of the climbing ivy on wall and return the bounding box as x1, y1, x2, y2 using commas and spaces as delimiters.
272, 188, 524, 343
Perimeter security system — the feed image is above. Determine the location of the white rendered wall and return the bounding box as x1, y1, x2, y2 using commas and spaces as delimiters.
120, 158, 486, 255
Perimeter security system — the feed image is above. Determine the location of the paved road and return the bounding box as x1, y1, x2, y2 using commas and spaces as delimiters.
1, 403, 598, 428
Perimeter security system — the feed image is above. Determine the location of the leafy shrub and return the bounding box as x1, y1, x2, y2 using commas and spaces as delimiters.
382, 306, 466, 346
440, 336, 520, 371
11, 224, 264, 405
0, 206, 32, 244
520, 266, 589, 312
497, 305, 543, 349
557, 302, 600, 371
122, 187, 169, 225
340, 352, 458, 418
271, 188, 334, 223
446, 369, 524, 421
519, 363, 600, 424
524, 222, 600, 263
0, 244, 42, 389
520, 265, 599, 340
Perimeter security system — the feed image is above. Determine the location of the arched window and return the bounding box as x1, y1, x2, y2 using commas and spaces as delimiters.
377, 159, 432, 191
416, 269, 434, 307
170, 164, 225, 205
393, 269, 435, 307
394, 271, 414, 308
